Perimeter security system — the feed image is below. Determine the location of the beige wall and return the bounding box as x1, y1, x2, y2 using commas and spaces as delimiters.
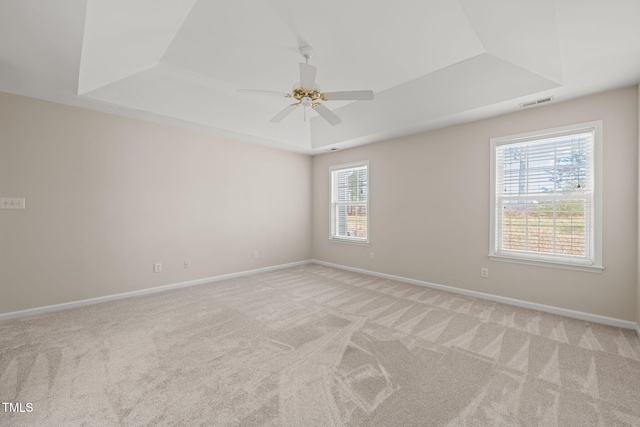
313, 86, 639, 321
0, 92, 311, 315
638, 84, 640, 327
2, 86, 639, 324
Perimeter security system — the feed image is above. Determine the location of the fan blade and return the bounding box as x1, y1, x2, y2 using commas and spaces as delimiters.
323, 90, 374, 101
237, 89, 289, 97
313, 104, 342, 126
299, 63, 317, 89
270, 104, 298, 123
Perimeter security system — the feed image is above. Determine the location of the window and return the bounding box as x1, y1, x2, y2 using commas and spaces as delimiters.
330, 161, 369, 243
490, 121, 603, 272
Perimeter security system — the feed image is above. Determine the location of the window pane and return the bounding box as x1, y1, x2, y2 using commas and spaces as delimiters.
331, 163, 368, 241
491, 121, 601, 269
501, 200, 586, 256
499, 133, 590, 197
346, 204, 367, 239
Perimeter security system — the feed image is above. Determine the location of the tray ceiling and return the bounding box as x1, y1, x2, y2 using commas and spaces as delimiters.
1, 0, 639, 154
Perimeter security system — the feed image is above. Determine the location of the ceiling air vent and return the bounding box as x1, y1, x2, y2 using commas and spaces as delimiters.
519, 96, 554, 108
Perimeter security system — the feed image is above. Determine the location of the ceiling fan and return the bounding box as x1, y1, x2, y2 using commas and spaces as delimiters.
238, 46, 374, 126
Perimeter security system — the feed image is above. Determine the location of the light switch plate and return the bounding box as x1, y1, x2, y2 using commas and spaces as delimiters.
1, 198, 26, 209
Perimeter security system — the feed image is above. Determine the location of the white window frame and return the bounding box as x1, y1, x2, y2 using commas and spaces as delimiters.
489, 121, 603, 272
329, 161, 370, 245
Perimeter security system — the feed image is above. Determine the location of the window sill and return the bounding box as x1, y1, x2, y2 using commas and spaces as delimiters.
489, 255, 603, 273
329, 237, 370, 246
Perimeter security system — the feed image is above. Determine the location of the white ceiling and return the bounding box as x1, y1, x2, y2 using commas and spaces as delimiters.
1, 0, 639, 155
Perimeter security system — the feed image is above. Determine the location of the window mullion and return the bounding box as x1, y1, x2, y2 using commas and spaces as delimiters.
330, 161, 369, 243
490, 120, 602, 271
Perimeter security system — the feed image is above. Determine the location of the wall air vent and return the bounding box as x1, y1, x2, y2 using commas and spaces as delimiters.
519, 96, 554, 108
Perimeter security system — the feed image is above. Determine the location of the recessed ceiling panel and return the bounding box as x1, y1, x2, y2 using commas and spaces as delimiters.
0, 0, 86, 96
287, 0, 486, 93
78, 0, 197, 94
555, 0, 640, 88
458, 0, 563, 84
163, 0, 486, 94
162, 0, 301, 92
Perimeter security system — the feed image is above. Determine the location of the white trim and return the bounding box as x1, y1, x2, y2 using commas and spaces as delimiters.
492, 124, 598, 146
329, 160, 369, 172
489, 255, 604, 273
329, 160, 370, 244
3, 258, 637, 337
489, 120, 603, 272
311, 260, 637, 331
0, 260, 312, 322
328, 237, 370, 246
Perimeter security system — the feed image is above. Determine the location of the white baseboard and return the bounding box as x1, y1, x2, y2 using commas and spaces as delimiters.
0, 260, 312, 322
3, 258, 639, 336
311, 260, 639, 332
636, 324, 640, 339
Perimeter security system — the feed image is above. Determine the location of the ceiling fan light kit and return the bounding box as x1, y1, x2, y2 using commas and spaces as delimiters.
238, 46, 374, 126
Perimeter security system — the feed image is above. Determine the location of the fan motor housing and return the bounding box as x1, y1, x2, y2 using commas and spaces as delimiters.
292, 88, 323, 102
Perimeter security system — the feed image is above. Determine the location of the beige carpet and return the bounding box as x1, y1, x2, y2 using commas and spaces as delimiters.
1, 264, 640, 426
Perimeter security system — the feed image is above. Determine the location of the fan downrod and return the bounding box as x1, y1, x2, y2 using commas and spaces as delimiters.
299, 46, 314, 62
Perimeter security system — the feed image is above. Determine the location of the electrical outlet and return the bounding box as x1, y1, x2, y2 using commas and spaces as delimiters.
183, 260, 190, 269
369, 252, 374, 261
253, 250, 259, 259
154, 263, 162, 273
481, 267, 489, 278
1, 198, 26, 209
